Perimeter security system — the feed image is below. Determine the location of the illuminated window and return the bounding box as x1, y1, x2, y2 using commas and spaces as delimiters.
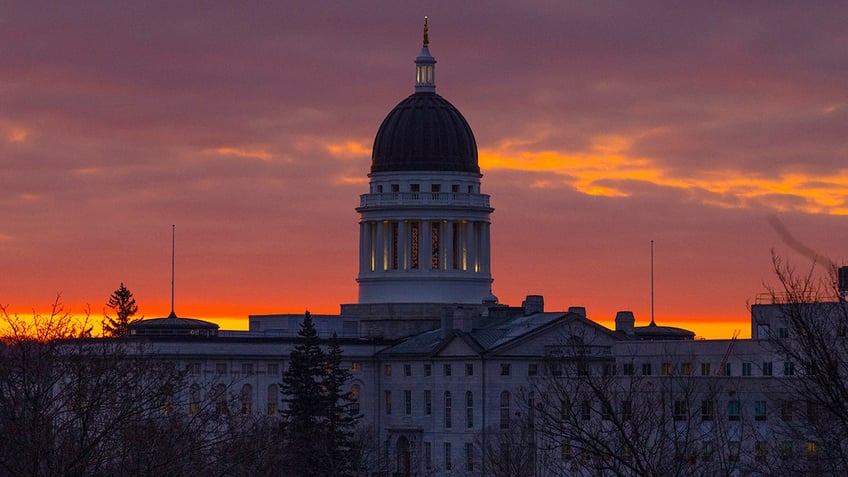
681, 362, 692, 376
431, 222, 440, 269
384, 364, 392, 376
806, 441, 818, 460
662, 363, 672, 375
410, 222, 419, 269
351, 361, 361, 372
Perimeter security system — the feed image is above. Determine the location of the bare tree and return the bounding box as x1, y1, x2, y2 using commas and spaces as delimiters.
0, 297, 250, 476
758, 252, 848, 475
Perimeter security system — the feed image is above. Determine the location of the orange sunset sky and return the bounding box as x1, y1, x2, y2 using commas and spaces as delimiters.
1, 2, 846, 339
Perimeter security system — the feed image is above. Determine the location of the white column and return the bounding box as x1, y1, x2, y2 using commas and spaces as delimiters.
482, 222, 492, 274
466, 221, 477, 273
398, 220, 408, 271
375, 221, 385, 271
443, 220, 454, 270
359, 222, 369, 273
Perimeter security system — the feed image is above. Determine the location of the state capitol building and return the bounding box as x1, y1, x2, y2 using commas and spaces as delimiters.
126, 22, 848, 477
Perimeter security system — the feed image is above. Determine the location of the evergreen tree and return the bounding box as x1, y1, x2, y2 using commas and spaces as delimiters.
323, 332, 361, 476
281, 311, 328, 477
103, 282, 140, 337
280, 313, 361, 477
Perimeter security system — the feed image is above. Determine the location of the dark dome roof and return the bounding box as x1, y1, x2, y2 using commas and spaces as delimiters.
371, 92, 479, 174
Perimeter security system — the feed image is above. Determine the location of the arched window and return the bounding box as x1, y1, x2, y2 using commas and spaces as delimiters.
189, 384, 200, 415
241, 384, 253, 414
444, 391, 452, 429
465, 391, 474, 428
500, 391, 511, 429
350, 383, 361, 415
267, 384, 279, 415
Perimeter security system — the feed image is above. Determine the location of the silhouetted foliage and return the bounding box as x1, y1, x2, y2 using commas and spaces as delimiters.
103, 283, 140, 337
281, 312, 361, 477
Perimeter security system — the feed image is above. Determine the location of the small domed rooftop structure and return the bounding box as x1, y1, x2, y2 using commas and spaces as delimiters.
370, 17, 478, 175
128, 311, 219, 338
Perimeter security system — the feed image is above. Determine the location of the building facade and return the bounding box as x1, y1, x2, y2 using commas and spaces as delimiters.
127, 23, 847, 477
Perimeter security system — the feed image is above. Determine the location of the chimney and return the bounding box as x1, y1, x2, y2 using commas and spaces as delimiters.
522, 295, 544, 315
615, 311, 636, 335
839, 266, 848, 297
568, 306, 587, 317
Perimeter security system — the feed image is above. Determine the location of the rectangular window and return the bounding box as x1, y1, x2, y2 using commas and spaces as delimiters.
431, 183, 441, 193
780, 441, 793, 460
465, 442, 474, 471
779, 327, 789, 339
242, 363, 254, 375
385, 390, 392, 415
727, 400, 741, 421
700, 362, 711, 376
466, 363, 473, 376
424, 364, 432, 376
384, 364, 392, 376
674, 400, 688, 421
404, 364, 412, 377
755, 441, 767, 461
391, 183, 399, 193
603, 363, 615, 376
755, 400, 767, 421
806, 441, 818, 460
642, 363, 652, 376
742, 362, 752, 376
623, 363, 634, 376
621, 400, 632, 420
466, 392, 474, 428
580, 400, 591, 421
681, 362, 692, 376
431, 222, 440, 269
350, 361, 361, 372
186, 362, 201, 375
215, 363, 227, 375
410, 183, 420, 193
500, 364, 511, 376
267, 363, 280, 375
763, 361, 773, 376
781, 401, 792, 421
528, 363, 538, 376
444, 442, 452, 470
444, 364, 452, 377
452, 184, 460, 193
729, 441, 740, 462
424, 390, 432, 416
424, 442, 432, 469
662, 362, 672, 375
701, 400, 715, 421
410, 221, 419, 269
403, 390, 412, 415
725, 363, 732, 376
784, 361, 795, 376
702, 440, 714, 461
445, 392, 452, 429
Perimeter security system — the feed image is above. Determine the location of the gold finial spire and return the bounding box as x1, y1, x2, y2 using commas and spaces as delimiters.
423, 16, 429, 47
